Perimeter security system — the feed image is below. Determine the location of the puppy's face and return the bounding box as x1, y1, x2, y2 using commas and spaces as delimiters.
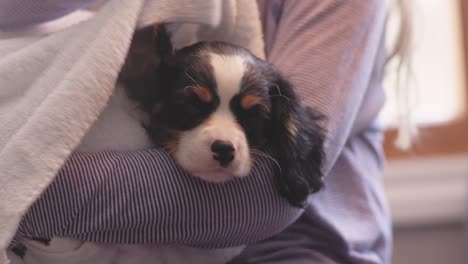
154, 45, 271, 182
121, 27, 325, 207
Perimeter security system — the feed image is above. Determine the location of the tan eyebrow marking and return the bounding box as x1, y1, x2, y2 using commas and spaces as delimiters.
241, 95, 268, 111
191, 85, 213, 103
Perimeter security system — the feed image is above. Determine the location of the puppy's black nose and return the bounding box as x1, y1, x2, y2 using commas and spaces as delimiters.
211, 140, 235, 167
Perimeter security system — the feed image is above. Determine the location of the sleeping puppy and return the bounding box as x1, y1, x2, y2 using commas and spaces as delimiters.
119, 25, 325, 207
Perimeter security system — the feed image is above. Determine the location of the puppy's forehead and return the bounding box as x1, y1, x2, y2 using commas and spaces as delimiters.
209, 53, 247, 99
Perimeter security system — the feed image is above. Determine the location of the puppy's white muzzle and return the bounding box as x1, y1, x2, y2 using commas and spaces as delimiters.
174, 113, 251, 182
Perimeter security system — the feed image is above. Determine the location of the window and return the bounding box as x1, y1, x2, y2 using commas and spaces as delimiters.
383, 0, 468, 159
383, 0, 468, 228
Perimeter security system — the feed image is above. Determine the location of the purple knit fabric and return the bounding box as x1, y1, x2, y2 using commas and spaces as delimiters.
4, 0, 392, 263
11, 150, 299, 248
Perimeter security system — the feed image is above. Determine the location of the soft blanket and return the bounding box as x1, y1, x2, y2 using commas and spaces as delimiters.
0, 0, 264, 262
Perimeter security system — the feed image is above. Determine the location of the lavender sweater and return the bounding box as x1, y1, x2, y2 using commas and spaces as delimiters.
3, 0, 391, 263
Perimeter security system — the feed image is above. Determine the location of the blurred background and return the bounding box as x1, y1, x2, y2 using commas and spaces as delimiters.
381, 0, 468, 263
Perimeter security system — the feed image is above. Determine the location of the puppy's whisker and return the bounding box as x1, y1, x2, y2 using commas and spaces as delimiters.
184, 68, 200, 86
250, 149, 282, 173
244, 90, 264, 97
269, 94, 290, 102
272, 83, 282, 95
184, 86, 194, 93
248, 156, 259, 164
271, 83, 290, 102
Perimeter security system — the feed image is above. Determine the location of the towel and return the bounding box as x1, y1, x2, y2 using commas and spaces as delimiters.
0, 0, 264, 258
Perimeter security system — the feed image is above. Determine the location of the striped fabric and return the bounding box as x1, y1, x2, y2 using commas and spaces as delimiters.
10, 150, 301, 248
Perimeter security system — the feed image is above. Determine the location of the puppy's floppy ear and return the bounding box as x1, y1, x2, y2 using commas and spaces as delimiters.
118, 24, 177, 146
118, 24, 174, 113
266, 71, 325, 207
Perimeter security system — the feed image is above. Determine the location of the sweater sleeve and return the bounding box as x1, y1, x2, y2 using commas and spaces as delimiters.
231, 0, 392, 263
11, 149, 302, 248
264, 0, 388, 174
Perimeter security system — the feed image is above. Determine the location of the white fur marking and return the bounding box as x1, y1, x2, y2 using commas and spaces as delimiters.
210, 53, 246, 114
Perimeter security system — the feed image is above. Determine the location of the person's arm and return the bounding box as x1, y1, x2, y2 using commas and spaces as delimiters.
11, 149, 302, 248
262, 0, 387, 173
231, 0, 391, 263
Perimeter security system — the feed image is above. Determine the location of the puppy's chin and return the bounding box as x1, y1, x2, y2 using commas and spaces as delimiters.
182, 160, 252, 183
173, 151, 252, 183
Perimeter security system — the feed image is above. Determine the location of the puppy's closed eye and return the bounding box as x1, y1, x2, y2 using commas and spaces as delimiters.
240, 94, 269, 111
189, 85, 213, 103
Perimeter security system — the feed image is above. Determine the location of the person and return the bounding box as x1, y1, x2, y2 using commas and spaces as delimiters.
2, 0, 394, 263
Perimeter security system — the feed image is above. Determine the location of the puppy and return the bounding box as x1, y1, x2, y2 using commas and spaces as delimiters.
119, 25, 325, 207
